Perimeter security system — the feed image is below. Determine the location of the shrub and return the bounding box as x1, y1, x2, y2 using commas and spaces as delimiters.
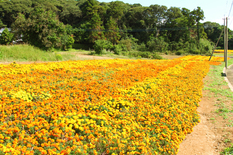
118, 37, 138, 51
61, 35, 75, 51
0, 28, 14, 45
119, 39, 132, 51
126, 51, 163, 59
199, 39, 213, 55
94, 39, 113, 55
164, 51, 172, 55
169, 41, 184, 51
138, 43, 147, 51
175, 50, 184, 55
147, 36, 168, 52
113, 44, 122, 55
189, 48, 200, 54
150, 53, 163, 59
55, 53, 63, 61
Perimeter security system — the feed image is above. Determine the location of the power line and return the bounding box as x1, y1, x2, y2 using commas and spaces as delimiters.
228, 0, 233, 29
71, 26, 200, 32
228, 0, 233, 17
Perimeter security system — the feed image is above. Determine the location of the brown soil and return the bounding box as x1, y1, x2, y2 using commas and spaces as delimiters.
59, 52, 115, 60
160, 54, 183, 60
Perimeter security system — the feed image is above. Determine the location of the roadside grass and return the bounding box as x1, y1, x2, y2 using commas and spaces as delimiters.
204, 58, 233, 154
222, 144, 233, 155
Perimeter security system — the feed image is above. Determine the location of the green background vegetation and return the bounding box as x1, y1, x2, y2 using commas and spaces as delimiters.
0, 0, 230, 57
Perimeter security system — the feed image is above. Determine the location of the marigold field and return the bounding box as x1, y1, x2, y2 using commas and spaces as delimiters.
0, 56, 226, 155
214, 49, 233, 53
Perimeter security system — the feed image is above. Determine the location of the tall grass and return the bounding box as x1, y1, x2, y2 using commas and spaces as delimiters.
0, 44, 75, 62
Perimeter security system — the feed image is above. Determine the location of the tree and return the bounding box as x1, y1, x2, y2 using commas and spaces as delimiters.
0, 19, 5, 28
164, 6, 183, 42
0, 28, 14, 45
0, 0, 32, 27
149, 4, 167, 27
191, 7, 204, 44
56, 0, 82, 26
31, 0, 59, 12
80, 0, 98, 20
88, 11, 105, 43
125, 6, 151, 42
107, 1, 130, 29
105, 16, 120, 44
12, 8, 70, 50
108, 1, 125, 20
204, 21, 224, 48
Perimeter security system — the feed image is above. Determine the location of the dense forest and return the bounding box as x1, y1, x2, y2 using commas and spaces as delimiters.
0, 0, 232, 55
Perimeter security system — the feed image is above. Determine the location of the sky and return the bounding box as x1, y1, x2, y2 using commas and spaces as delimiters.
98, 0, 233, 30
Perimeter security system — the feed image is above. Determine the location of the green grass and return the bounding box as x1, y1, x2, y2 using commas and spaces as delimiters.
221, 143, 233, 155
204, 60, 233, 98
204, 58, 233, 154
0, 45, 150, 62
213, 53, 233, 57
0, 44, 84, 62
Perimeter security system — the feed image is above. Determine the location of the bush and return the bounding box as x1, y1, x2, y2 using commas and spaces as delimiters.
113, 44, 122, 55
164, 51, 172, 55
0, 28, 14, 45
147, 36, 168, 52
60, 35, 75, 51
138, 43, 147, 51
182, 39, 213, 55
93, 39, 113, 55
189, 48, 200, 54
169, 41, 183, 51
150, 53, 163, 59
126, 51, 162, 59
118, 36, 138, 51
55, 53, 63, 61
199, 39, 213, 55
175, 50, 185, 55
119, 39, 132, 51
73, 43, 93, 50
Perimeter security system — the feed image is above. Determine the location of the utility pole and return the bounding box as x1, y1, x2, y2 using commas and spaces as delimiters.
224, 17, 228, 68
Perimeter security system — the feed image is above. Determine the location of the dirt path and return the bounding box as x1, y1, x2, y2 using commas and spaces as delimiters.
178, 73, 233, 155
177, 81, 219, 155
60, 52, 115, 60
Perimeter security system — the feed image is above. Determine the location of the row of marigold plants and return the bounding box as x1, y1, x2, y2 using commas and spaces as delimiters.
213, 49, 233, 53
0, 56, 224, 154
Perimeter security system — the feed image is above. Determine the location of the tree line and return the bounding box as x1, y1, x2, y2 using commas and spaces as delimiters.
0, 0, 232, 55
